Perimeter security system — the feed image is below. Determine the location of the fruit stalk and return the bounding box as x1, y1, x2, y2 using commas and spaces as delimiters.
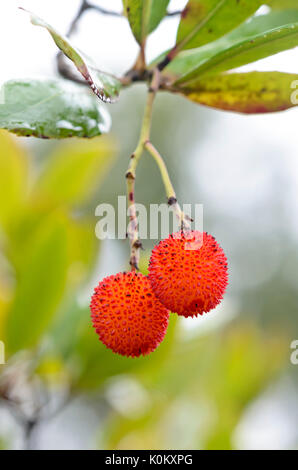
126, 68, 189, 270
144, 141, 191, 229
125, 68, 161, 270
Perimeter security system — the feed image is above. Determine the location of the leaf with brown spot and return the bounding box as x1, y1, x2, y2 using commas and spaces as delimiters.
171, 72, 298, 114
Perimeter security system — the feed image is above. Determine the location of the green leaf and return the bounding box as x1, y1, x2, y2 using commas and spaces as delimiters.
21, 8, 121, 103
32, 136, 116, 208
5, 213, 68, 354
165, 11, 298, 85
148, 0, 170, 33
0, 131, 28, 229
269, 0, 298, 9
123, 0, 170, 44
0, 80, 111, 139
176, 0, 263, 50
172, 72, 298, 114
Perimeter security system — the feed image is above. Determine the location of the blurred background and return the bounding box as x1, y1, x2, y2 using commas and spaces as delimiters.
0, 0, 297, 450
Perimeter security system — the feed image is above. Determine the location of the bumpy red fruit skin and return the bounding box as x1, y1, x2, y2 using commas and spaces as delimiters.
90, 272, 170, 358
148, 231, 228, 318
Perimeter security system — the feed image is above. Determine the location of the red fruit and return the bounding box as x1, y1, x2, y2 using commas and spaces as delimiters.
148, 231, 228, 317
90, 272, 170, 357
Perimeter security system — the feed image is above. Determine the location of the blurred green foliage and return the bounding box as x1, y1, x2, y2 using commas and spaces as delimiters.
0, 130, 115, 354
0, 117, 295, 449
102, 322, 287, 450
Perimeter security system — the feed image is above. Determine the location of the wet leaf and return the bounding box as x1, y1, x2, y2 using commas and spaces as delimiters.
172, 72, 298, 114
123, 0, 170, 44
22, 8, 121, 103
176, 0, 263, 50
164, 11, 298, 85
0, 80, 111, 139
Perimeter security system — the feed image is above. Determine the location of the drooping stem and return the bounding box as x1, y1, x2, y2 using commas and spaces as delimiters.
144, 141, 176, 200
126, 68, 191, 269
145, 142, 191, 230
126, 69, 160, 270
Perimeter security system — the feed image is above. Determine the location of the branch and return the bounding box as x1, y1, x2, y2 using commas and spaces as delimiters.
67, 0, 122, 36
166, 10, 183, 17
67, 0, 90, 36
87, 3, 122, 18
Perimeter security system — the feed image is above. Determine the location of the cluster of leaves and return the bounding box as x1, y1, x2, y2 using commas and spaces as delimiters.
0, 1, 297, 140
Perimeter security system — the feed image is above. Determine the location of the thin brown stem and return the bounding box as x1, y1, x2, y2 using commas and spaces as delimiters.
68, 0, 122, 36
126, 69, 161, 270
166, 10, 183, 17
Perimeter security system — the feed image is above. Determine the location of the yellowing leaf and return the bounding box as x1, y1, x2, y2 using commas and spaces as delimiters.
173, 72, 298, 114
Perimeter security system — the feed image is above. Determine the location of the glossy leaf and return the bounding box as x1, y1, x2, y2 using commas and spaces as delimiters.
0, 80, 111, 139
5, 213, 68, 354
165, 11, 298, 85
176, 0, 263, 50
32, 137, 116, 208
172, 72, 298, 114
123, 0, 170, 44
22, 8, 121, 103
